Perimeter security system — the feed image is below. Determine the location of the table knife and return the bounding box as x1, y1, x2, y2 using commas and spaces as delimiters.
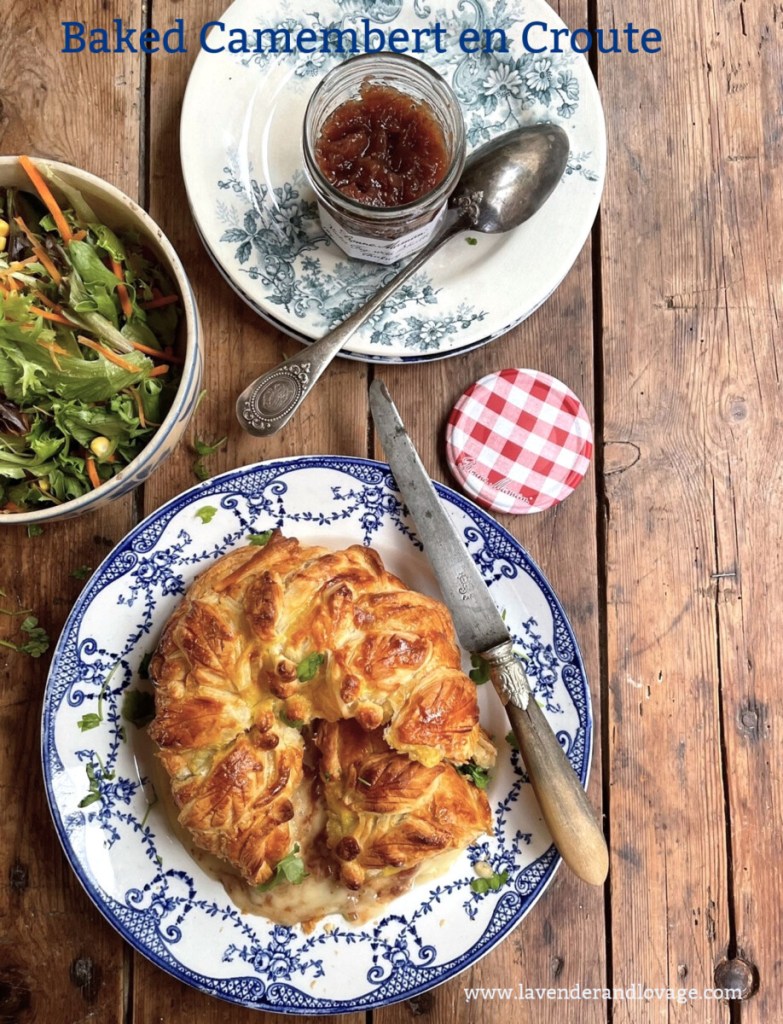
369, 379, 608, 887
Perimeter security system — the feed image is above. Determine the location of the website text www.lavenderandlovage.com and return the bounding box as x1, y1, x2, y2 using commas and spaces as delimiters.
60, 17, 663, 56
464, 983, 744, 1006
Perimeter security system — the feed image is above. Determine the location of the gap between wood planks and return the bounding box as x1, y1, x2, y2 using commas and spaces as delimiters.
586, 0, 615, 1020
125, 5, 152, 1022
711, 473, 741, 1024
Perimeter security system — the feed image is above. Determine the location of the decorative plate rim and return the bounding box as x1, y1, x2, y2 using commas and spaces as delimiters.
41, 455, 593, 1013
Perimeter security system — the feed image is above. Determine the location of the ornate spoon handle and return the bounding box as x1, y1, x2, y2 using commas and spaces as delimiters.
236, 216, 462, 437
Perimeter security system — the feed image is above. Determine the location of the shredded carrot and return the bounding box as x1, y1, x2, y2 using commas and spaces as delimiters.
110, 258, 134, 319
86, 457, 101, 489
7, 276, 20, 293
43, 345, 62, 371
19, 155, 73, 243
31, 290, 62, 311
141, 294, 180, 311
148, 364, 170, 378
77, 335, 139, 373
5, 256, 37, 271
14, 217, 62, 284
132, 389, 147, 429
30, 306, 75, 326
71, 229, 88, 242
38, 339, 69, 357
126, 338, 184, 365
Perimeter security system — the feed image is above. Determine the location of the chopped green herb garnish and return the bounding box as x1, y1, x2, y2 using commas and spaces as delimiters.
470, 869, 509, 894
279, 709, 305, 730
0, 614, 49, 658
256, 844, 308, 892
140, 786, 158, 828
121, 689, 155, 728
26, 524, 43, 537
192, 435, 226, 482
138, 651, 152, 679
195, 505, 217, 524
70, 565, 92, 580
505, 730, 519, 751
469, 654, 491, 685
466, 237, 478, 246
78, 757, 113, 809
193, 435, 226, 457
458, 761, 491, 790
248, 530, 273, 546
77, 712, 102, 732
297, 652, 325, 682
193, 388, 207, 414
76, 662, 118, 732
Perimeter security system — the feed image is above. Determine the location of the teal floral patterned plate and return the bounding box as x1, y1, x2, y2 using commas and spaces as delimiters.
180, 0, 605, 362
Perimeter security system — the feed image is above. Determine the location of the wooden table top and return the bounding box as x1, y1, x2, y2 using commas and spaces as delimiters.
1, 2, 779, 1022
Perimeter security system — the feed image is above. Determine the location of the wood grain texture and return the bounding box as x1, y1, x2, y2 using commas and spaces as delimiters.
0, 3, 144, 1023
704, 0, 783, 1018
596, 0, 771, 1019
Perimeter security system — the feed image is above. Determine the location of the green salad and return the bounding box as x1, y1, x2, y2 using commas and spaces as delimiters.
0, 156, 182, 513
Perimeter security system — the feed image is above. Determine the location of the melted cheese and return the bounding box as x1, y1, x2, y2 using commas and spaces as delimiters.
148, 747, 459, 930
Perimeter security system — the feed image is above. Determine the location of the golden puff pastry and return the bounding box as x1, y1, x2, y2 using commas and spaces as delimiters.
315, 719, 493, 890
149, 531, 496, 898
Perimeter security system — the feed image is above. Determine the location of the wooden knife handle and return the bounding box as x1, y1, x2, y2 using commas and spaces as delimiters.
486, 647, 609, 886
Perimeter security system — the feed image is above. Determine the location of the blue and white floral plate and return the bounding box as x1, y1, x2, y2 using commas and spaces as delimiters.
180, 0, 605, 362
42, 457, 592, 1013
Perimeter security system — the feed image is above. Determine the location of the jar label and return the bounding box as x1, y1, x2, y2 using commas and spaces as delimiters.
317, 203, 447, 266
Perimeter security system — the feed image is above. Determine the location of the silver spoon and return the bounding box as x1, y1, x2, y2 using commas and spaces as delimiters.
236, 124, 570, 437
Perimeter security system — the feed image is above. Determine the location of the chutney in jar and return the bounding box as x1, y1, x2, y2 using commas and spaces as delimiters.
314, 82, 450, 208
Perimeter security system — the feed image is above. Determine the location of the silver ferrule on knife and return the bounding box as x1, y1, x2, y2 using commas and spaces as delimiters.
481, 641, 531, 710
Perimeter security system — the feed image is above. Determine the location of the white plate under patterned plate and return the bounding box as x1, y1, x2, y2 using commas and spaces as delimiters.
181, 0, 605, 363
42, 457, 592, 1013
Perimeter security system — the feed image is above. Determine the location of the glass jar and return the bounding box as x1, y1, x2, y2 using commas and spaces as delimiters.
303, 53, 465, 266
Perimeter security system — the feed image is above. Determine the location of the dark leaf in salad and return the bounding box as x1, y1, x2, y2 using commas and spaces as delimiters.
0, 395, 29, 436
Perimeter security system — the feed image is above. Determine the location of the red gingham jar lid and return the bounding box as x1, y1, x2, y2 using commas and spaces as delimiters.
445, 369, 593, 515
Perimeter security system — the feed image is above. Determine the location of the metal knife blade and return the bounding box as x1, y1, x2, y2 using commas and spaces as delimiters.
370, 379, 609, 887
370, 380, 511, 656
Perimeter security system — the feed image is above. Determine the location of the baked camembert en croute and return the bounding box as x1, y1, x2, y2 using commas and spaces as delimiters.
149, 531, 496, 927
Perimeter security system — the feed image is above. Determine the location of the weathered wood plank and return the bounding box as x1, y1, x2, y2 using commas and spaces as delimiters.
134, 5, 368, 1020
705, 0, 783, 1018
0, 2, 144, 1022
598, 1, 739, 1020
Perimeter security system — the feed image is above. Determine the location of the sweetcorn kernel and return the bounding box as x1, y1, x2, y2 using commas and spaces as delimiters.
90, 436, 112, 459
